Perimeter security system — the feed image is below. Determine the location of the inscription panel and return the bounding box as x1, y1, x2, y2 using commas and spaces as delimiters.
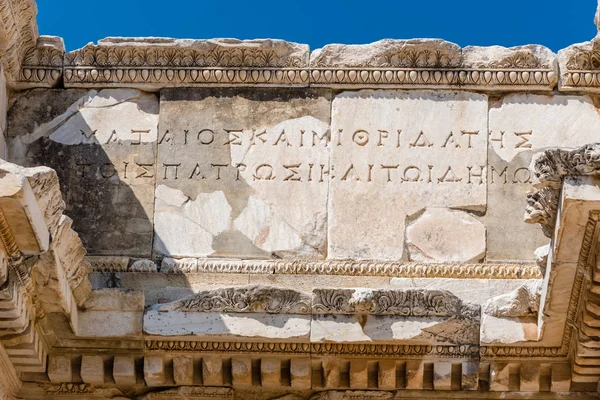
156, 88, 332, 258
486, 94, 600, 260
328, 90, 488, 261
7, 89, 158, 257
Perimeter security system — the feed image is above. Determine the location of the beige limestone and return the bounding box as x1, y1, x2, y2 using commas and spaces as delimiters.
47, 355, 72, 383
406, 207, 486, 262
172, 356, 194, 385
144, 356, 165, 386
378, 360, 396, 390
113, 356, 136, 386
329, 90, 487, 260
155, 88, 331, 259
260, 358, 281, 388
202, 356, 224, 386
433, 362, 452, 390
232, 357, 252, 388
80, 355, 104, 385
290, 358, 311, 389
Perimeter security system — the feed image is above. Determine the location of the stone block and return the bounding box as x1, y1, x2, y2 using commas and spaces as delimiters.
323, 358, 340, 388
173, 356, 194, 385
75, 310, 143, 337
155, 87, 331, 259
486, 94, 600, 260
489, 363, 510, 392
47, 355, 72, 383
461, 361, 479, 391
113, 356, 136, 386
406, 361, 424, 389
144, 356, 165, 387
520, 363, 540, 392
260, 358, 281, 388
80, 356, 104, 385
329, 90, 487, 260
349, 359, 368, 389
406, 207, 486, 262
290, 358, 311, 389
231, 357, 252, 388
202, 356, 223, 386
7, 88, 158, 257
551, 363, 571, 392
378, 360, 396, 390
433, 362, 452, 390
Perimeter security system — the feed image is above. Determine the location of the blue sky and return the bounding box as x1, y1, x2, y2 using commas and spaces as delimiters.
38, 1, 597, 52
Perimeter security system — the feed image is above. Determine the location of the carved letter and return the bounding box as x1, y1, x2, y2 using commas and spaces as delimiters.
410, 131, 433, 148
352, 130, 369, 146
163, 163, 181, 179
341, 164, 359, 181
442, 132, 461, 148
515, 131, 532, 149
377, 130, 389, 147
467, 165, 484, 184
490, 166, 507, 184
312, 130, 329, 147
512, 167, 531, 184
197, 129, 215, 145
461, 131, 479, 148
211, 163, 228, 180
402, 166, 422, 182
135, 163, 155, 179
158, 130, 175, 145
284, 164, 302, 181
274, 130, 292, 147
188, 163, 206, 180
131, 129, 150, 145
438, 166, 462, 183
489, 131, 504, 149
224, 129, 243, 146
250, 129, 267, 145
254, 164, 275, 181
380, 164, 399, 182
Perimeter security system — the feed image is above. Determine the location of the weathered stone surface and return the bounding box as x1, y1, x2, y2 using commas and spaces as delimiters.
558, 38, 600, 93
80, 356, 104, 385
64, 38, 310, 89
486, 93, 600, 260
390, 278, 540, 305
329, 90, 487, 260
8, 88, 158, 256
482, 281, 542, 318
144, 310, 310, 340
155, 88, 331, 258
406, 207, 486, 263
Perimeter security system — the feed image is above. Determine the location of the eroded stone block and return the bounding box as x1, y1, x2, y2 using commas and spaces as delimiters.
144, 356, 165, 387
329, 90, 487, 260
261, 358, 281, 388
202, 356, 223, 386
231, 357, 252, 388
80, 355, 104, 385
8, 88, 158, 257
155, 88, 331, 259
173, 356, 194, 385
290, 358, 311, 389
406, 207, 486, 262
486, 94, 600, 260
113, 356, 136, 386
47, 355, 72, 383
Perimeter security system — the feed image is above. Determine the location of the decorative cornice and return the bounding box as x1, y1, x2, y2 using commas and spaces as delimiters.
559, 37, 600, 92
11, 36, 565, 92
525, 143, 600, 237
87, 257, 542, 279
63, 38, 310, 89
310, 41, 556, 90
311, 288, 469, 317
15, 35, 63, 88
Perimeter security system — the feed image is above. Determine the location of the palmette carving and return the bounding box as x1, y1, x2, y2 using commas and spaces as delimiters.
158, 285, 311, 314
525, 143, 600, 237
312, 288, 463, 316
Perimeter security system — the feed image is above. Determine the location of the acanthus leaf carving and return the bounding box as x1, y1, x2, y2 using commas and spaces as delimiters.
157, 285, 311, 314
525, 143, 600, 237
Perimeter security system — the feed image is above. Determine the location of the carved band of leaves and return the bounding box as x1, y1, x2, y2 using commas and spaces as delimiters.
63, 67, 309, 85
144, 340, 479, 358
310, 68, 553, 87
562, 71, 600, 88
159, 286, 311, 314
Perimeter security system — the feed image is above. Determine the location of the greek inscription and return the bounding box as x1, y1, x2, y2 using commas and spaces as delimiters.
211, 164, 228, 180
100, 163, 117, 179
467, 166, 485, 184
224, 129, 243, 146
131, 129, 150, 145
135, 163, 154, 179
162, 163, 181, 179
410, 131, 434, 148
489, 131, 504, 148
